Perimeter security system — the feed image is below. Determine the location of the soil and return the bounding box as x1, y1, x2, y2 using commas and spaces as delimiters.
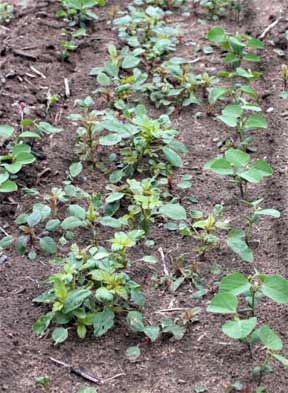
0, 0, 288, 392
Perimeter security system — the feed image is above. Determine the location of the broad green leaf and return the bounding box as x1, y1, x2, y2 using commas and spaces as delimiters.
227, 229, 253, 262
0, 124, 14, 139
95, 287, 114, 302
217, 105, 243, 127
241, 160, 272, 183
258, 325, 283, 351
105, 192, 124, 204
99, 133, 122, 146
126, 345, 141, 362
225, 149, 249, 168
69, 162, 83, 178
52, 327, 68, 345
40, 236, 57, 254
208, 26, 225, 43
68, 205, 86, 220
27, 210, 42, 227
54, 278, 67, 301
160, 317, 185, 340
15, 235, 28, 255
62, 289, 91, 313
93, 308, 114, 336
254, 209, 280, 218
219, 273, 250, 295
245, 114, 268, 130
163, 147, 183, 168
144, 326, 160, 342
159, 203, 187, 220
222, 317, 257, 340
122, 55, 140, 69
0, 235, 14, 249
260, 275, 288, 304
208, 87, 228, 104
37, 122, 63, 135
61, 216, 83, 230
207, 293, 237, 314
127, 311, 145, 332
97, 72, 111, 86
204, 158, 233, 176
0, 180, 18, 193
0, 172, 9, 185
45, 219, 61, 232
32, 312, 53, 336
15, 151, 35, 165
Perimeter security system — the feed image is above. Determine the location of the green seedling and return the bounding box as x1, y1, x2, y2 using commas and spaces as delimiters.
0, 185, 106, 259
190, 204, 229, 258
90, 44, 147, 108
0, 124, 36, 193
208, 27, 264, 67
215, 103, 268, 150
57, 0, 106, 26
59, 40, 78, 61
194, 0, 240, 20
208, 272, 288, 385
205, 148, 272, 199
35, 376, 49, 392
208, 67, 262, 108
0, 2, 13, 24
244, 199, 280, 242
134, 0, 188, 8
32, 243, 144, 343
105, 177, 186, 233
110, 229, 145, 262
46, 91, 59, 114
113, 5, 179, 61
146, 57, 217, 109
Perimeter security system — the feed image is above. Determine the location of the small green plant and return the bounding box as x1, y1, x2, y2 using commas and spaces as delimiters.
57, 0, 106, 26
208, 272, 288, 385
59, 40, 78, 61
244, 199, 280, 242
105, 177, 187, 233
134, 0, 188, 8
194, 0, 240, 20
0, 125, 36, 193
90, 44, 147, 108
281, 64, 288, 90
32, 243, 144, 343
113, 6, 179, 61
208, 27, 264, 67
146, 57, 217, 109
35, 376, 49, 393
205, 148, 272, 199
0, 2, 14, 24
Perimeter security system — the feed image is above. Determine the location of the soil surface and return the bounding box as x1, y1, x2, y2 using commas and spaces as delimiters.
0, 0, 288, 392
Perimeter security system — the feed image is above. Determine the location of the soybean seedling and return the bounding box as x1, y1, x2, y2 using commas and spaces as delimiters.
56, 0, 106, 27
208, 27, 264, 68
208, 272, 288, 385
204, 148, 272, 199
35, 376, 49, 393
243, 199, 280, 243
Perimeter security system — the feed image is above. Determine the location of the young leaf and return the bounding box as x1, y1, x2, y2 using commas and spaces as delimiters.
143, 326, 160, 342
260, 275, 288, 304
159, 203, 187, 220
126, 345, 141, 362
222, 317, 257, 340
219, 273, 250, 295
258, 325, 283, 351
163, 147, 183, 168
207, 293, 237, 314
69, 162, 83, 178
40, 237, 57, 254
61, 216, 83, 230
93, 308, 115, 336
227, 229, 253, 263
52, 327, 68, 345
0, 124, 14, 139
272, 354, 288, 366
127, 311, 145, 332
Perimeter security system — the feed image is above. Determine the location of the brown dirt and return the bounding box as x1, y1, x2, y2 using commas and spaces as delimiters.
0, 0, 288, 392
